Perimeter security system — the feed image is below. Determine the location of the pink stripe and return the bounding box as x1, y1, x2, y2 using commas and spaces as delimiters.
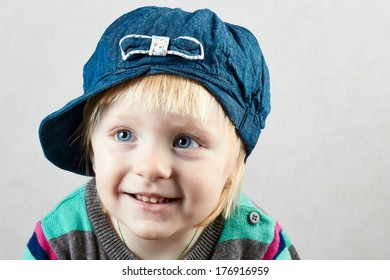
263, 222, 282, 260
36, 222, 58, 260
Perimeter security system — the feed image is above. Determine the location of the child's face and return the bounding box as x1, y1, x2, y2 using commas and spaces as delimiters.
90, 98, 236, 241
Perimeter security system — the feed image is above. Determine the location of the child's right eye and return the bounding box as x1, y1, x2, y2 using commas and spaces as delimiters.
115, 130, 134, 142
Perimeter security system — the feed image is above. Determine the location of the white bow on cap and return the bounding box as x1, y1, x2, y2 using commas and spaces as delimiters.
119, 34, 204, 61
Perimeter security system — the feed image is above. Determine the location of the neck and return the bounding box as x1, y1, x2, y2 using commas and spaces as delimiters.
114, 218, 202, 260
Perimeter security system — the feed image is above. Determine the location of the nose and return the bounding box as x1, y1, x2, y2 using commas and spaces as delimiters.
132, 143, 172, 181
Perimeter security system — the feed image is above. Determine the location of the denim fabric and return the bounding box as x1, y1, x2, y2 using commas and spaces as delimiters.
39, 6, 271, 176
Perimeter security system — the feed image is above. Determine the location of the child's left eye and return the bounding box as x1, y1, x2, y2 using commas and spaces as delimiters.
173, 136, 200, 149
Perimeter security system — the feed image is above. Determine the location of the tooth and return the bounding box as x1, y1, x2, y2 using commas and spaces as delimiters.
141, 196, 149, 202
150, 197, 158, 204
158, 198, 165, 204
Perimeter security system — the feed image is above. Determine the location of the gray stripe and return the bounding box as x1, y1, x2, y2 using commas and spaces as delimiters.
212, 239, 269, 260
50, 230, 108, 260
289, 245, 300, 260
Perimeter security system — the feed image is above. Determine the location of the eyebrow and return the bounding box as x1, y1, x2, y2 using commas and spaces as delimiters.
164, 117, 215, 135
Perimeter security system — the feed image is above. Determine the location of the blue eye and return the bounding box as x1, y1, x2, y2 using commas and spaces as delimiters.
174, 136, 200, 149
115, 130, 133, 142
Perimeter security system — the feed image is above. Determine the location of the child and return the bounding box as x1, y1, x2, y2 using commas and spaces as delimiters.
23, 6, 299, 260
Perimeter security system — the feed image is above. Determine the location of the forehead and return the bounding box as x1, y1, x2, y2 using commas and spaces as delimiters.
97, 75, 225, 124
101, 98, 229, 134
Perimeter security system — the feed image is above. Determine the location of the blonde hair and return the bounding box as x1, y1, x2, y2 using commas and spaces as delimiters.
79, 74, 246, 226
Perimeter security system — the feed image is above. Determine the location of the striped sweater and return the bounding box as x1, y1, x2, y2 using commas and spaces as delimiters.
23, 179, 299, 260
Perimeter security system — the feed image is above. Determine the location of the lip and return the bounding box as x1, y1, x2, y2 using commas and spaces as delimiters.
125, 193, 179, 214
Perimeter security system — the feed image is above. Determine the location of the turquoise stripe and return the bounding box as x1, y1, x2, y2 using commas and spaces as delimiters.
217, 193, 276, 244
21, 247, 36, 260
275, 247, 291, 260
40, 185, 93, 240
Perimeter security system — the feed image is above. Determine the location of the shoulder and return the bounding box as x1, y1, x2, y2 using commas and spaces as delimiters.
40, 183, 93, 240
23, 183, 95, 260
218, 193, 276, 245
214, 193, 300, 260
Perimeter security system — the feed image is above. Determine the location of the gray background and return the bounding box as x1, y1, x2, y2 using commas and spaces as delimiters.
1, 0, 389, 260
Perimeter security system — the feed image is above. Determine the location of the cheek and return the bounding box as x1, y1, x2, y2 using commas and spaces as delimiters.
182, 162, 228, 205
92, 137, 128, 177
91, 141, 125, 208
191, 153, 234, 210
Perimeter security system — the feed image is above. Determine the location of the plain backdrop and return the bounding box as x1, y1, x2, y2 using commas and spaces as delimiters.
1, 0, 389, 260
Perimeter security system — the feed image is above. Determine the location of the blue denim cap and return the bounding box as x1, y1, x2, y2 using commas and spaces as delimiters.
39, 6, 270, 176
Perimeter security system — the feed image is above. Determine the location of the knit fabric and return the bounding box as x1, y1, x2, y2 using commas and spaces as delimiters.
22, 179, 299, 260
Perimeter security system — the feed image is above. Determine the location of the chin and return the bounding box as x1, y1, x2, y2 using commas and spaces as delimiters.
133, 224, 174, 241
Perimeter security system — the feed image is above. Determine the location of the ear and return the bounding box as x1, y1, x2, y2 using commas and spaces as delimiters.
224, 176, 233, 189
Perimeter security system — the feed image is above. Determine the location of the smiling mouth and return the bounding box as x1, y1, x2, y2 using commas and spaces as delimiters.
132, 194, 174, 204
